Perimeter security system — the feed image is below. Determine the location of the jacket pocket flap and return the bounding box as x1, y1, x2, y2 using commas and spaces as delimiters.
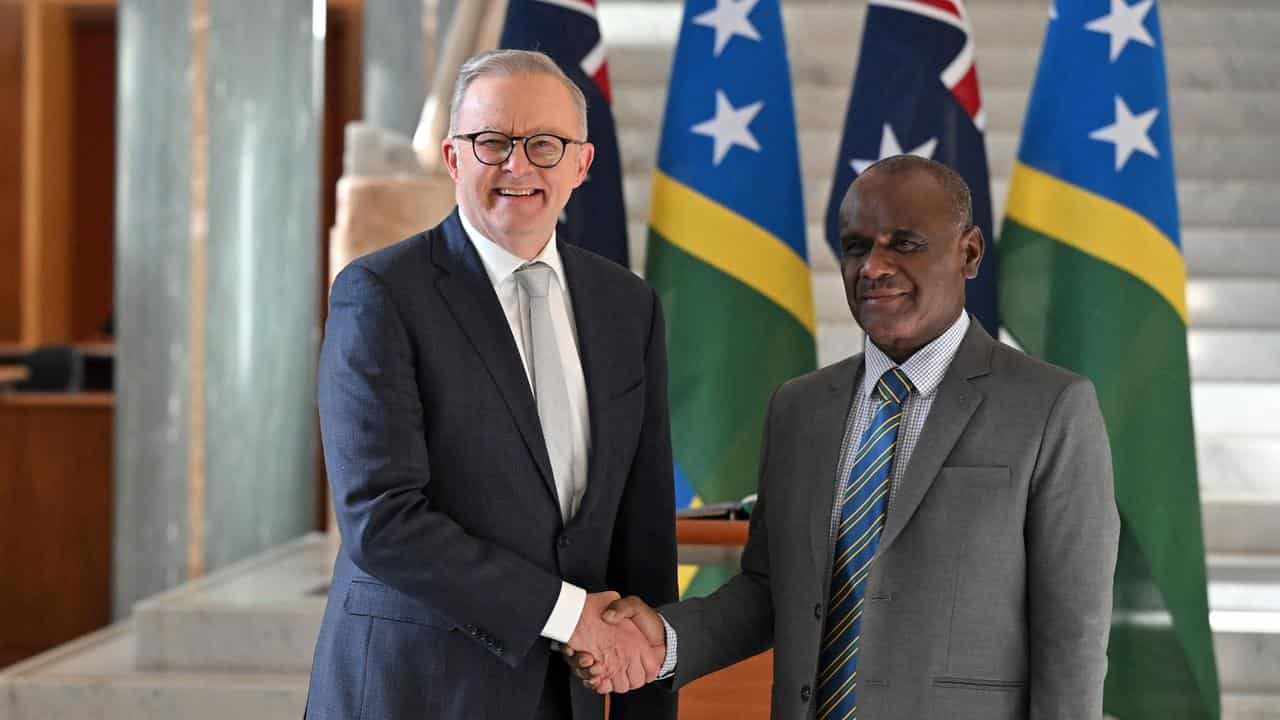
932, 676, 1026, 690
343, 580, 454, 629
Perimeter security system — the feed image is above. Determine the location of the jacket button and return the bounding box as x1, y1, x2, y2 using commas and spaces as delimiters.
800, 685, 811, 702
813, 602, 822, 619
557, 535, 571, 549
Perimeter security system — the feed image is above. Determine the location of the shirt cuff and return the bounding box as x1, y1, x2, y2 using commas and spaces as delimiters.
657, 613, 678, 679
540, 582, 586, 645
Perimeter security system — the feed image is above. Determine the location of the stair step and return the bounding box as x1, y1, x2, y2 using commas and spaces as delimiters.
1190, 331, 1280, 381
1205, 501, 1280, 556
1184, 229, 1280, 278
0, 623, 309, 720
1194, 383, 1280, 435
133, 534, 331, 672
1199, 436, 1280, 500
1222, 694, 1280, 720
1188, 279, 1280, 329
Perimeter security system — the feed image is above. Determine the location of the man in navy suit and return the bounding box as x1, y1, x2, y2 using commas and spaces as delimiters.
304, 49, 677, 720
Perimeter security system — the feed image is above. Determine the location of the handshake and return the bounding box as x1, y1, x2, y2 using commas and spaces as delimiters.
562, 591, 666, 694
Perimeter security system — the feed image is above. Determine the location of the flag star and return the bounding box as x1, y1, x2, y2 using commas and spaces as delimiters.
1085, 0, 1156, 62
1049, 1, 1058, 20
851, 124, 938, 175
1089, 95, 1160, 171
691, 90, 765, 166
693, 0, 762, 57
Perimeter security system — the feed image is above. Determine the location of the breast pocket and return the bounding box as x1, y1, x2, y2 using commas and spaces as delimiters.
933, 466, 1017, 554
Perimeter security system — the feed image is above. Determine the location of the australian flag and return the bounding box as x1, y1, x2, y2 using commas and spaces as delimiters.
501, 0, 630, 268
823, 0, 998, 333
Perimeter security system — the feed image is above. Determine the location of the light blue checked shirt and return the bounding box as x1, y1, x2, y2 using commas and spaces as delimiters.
657, 311, 970, 679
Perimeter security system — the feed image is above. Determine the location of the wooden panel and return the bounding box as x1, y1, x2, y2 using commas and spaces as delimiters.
20, 0, 74, 344
0, 2, 23, 343
679, 651, 773, 720
318, 1, 363, 531
0, 392, 113, 668
68, 9, 115, 341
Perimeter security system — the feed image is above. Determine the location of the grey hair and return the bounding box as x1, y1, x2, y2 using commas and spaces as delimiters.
852, 154, 974, 229
448, 49, 589, 139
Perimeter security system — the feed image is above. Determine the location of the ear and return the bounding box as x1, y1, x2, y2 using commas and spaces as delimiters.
571, 142, 596, 188
442, 138, 461, 182
960, 225, 984, 280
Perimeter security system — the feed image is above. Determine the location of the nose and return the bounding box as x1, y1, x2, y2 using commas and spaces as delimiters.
502, 139, 534, 174
859, 240, 896, 281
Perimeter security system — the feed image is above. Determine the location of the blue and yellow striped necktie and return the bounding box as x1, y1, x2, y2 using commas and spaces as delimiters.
815, 367, 914, 720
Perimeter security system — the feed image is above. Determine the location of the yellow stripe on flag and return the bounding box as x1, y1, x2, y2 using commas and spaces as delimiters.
1004, 161, 1188, 322
650, 170, 816, 334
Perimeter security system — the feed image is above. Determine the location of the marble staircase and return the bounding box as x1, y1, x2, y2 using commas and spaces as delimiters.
2, 1, 1277, 717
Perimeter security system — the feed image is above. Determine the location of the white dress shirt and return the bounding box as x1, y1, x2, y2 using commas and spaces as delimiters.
459, 210, 590, 644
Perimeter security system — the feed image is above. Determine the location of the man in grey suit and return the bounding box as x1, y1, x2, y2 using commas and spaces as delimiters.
575, 155, 1120, 719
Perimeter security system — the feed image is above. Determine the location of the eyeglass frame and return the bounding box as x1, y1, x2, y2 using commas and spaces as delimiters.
451, 130, 588, 169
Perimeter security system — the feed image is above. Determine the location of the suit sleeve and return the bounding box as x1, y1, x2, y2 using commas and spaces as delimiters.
657, 386, 781, 689
318, 264, 561, 668
608, 288, 679, 720
1026, 378, 1120, 719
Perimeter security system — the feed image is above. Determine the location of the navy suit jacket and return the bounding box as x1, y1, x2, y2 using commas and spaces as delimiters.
305, 210, 678, 720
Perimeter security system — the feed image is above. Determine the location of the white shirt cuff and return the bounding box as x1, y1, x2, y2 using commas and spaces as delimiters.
658, 613, 678, 678
540, 581, 586, 644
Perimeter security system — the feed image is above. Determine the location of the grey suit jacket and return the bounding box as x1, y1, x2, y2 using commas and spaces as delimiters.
662, 319, 1119, 720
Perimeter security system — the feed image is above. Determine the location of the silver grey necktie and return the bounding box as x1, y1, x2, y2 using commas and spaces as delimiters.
514, 262, 575, 521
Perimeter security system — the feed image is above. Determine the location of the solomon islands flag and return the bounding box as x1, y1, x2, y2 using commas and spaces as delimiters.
644, 0, 816, 598
999, 2, 1219, 718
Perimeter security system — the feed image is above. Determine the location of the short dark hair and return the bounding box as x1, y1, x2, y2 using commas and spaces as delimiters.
852, 154, 973, 229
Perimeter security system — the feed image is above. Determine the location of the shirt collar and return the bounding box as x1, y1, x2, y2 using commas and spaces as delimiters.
458, 208, 566, 289
861, 311, 970, 401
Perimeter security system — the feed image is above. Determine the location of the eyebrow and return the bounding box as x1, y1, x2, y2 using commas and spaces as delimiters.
840, 228, 929, 245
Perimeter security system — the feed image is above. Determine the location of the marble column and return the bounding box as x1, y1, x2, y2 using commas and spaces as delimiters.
362, 0, 427, 137
114, 0, 323, 617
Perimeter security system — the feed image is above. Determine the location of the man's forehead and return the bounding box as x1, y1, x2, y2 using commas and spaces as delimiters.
461, 74, 567, 108
843, 171, 949, 225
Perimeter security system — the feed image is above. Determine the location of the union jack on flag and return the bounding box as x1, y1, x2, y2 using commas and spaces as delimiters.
824, 0, 999, 332
501, 0, 630, 267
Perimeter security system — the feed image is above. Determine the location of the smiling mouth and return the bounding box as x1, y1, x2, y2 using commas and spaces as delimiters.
495, 188, 542, 198
861, 292, 908, 303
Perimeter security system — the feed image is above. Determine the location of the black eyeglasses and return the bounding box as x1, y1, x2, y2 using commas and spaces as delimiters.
452, 130, 585, 169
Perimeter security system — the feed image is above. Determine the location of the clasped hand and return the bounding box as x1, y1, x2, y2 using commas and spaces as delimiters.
563, 593, 665, 694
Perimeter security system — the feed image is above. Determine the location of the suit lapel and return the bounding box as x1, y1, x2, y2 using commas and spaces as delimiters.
877, 320, 994, 556
808, 356, 862, 584
558, 245, 614, 523
431, 210, 558, 504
